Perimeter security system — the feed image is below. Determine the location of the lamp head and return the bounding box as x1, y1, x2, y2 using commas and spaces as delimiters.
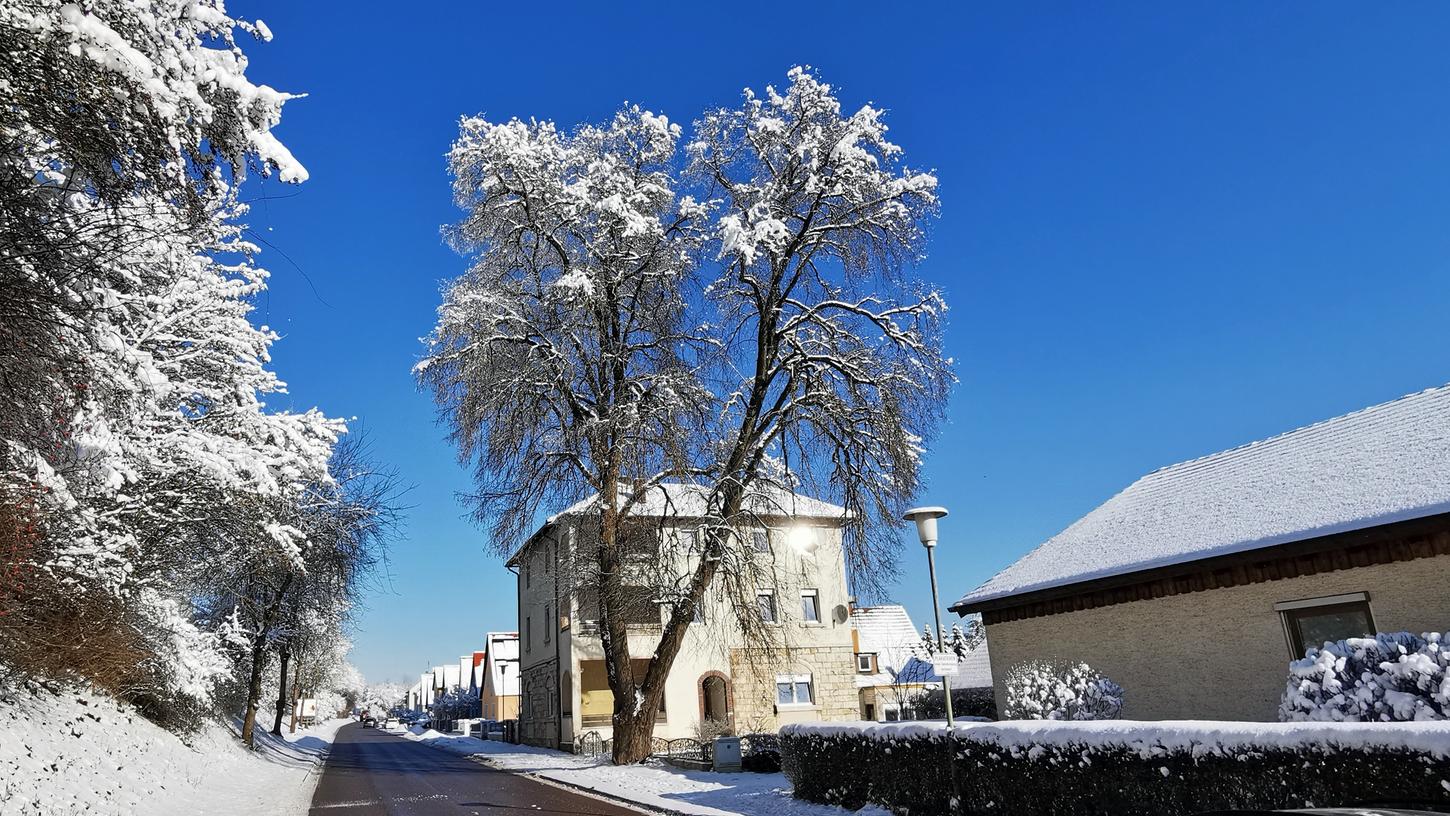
903, 506, 949, 547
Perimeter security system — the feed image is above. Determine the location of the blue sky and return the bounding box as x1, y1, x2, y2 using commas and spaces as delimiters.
231, 2, 1450, 683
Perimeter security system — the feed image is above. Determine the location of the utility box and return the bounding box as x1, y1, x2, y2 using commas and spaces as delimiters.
712, 736, 742, 772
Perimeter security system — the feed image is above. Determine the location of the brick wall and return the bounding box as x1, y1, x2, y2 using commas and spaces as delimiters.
729, 645, 857, 731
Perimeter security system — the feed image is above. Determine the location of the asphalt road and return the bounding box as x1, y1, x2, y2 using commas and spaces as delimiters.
308, 723, 646, 816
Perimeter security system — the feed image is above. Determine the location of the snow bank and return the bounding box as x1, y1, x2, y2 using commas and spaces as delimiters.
0, 683, 340, 815
395, 726, 888, 816
783, 717, 1450, 756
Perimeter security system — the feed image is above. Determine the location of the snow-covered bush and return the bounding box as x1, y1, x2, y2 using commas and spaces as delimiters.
1280, 631, 1449, 722
1003, 660, 1124, 720
779, 721, 1450, 815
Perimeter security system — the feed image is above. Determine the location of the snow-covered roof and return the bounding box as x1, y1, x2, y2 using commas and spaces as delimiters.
955, 384, 1450, 610
549, 482, 849, 523
850, 605, 993, 689
851, 605, 920, 659
486, 631, 520, 697
851, 605, 925, 688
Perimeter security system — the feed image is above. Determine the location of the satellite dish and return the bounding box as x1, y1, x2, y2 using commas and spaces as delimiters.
832, 604, 849, 624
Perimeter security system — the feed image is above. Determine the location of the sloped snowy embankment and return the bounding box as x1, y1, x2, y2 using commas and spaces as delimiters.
0, 684, 340, 815
397, 725, 889, 816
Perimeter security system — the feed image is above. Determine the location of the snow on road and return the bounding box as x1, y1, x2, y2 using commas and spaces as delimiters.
0, 683, 343, 816
397, 726, 889, 816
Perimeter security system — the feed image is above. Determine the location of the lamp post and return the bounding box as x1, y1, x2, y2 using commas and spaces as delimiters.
903, 506, 953, 726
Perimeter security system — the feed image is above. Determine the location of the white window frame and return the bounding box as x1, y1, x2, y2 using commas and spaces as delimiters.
856, 654, 873, 673
775, 673, 814, 707
800, 589, 820, 623
757, 589, 777, 623
1274, 591, 1375, 658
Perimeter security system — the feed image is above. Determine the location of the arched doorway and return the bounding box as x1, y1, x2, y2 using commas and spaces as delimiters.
698, 672, 731, 728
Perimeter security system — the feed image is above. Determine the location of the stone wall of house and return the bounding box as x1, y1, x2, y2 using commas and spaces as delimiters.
518, 658, 559, 748
729, 645, 857, 732
982, 553, 1450, 721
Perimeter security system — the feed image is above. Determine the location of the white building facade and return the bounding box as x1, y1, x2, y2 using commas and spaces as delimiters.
509, 485, 860, 749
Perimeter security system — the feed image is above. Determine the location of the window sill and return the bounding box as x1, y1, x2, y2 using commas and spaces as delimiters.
797, 621, 825, 628
776, 703, 820, 712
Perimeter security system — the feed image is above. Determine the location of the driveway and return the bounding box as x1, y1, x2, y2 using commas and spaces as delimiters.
309, 723, 646, 815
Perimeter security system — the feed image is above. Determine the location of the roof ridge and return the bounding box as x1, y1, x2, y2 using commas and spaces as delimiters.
1136, 383, 1450, 482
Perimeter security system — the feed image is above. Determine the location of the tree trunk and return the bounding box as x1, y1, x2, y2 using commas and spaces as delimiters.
271, 643, 290, 736
240, 634, 268, 747
289, 650, 302, 733
608, 488, 738, 764
240, 574, 292, 748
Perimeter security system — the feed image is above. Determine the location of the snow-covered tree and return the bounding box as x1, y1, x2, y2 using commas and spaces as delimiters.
360, 681, 408, 717
0, 2, 390, 740
430, 685, 480, 724
918, 619, 984, 659
421, 68, 950, 763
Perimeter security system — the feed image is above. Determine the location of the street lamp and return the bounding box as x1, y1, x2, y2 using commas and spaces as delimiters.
903, 506, 953, 726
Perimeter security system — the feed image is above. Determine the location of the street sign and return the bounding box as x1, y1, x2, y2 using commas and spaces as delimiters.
931, 656, 960, 677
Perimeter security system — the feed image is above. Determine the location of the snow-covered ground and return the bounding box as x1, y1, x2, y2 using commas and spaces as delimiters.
396, 725, 889, 816
0, 683, 342, 815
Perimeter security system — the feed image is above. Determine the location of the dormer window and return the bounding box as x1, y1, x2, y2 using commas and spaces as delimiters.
856, 654, 874, 673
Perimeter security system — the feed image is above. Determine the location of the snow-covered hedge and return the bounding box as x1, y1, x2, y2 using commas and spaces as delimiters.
1003, 660, 1123, 720
779, 720, 1450, 815
1281, 631, 1449, 722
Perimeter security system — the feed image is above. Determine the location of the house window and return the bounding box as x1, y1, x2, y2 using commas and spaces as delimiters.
1275, 592, 1376, 657
775, 673, 813, 706
757, 590, 777, 623
544, 604, 552, 643
752, 530, 771, 554
800, 589, 820, 623
856, 654, 873, 673
525, 616, 532, 653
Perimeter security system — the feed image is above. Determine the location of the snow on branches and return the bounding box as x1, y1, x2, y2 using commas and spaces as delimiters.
1281, 632, 1449, 722
422, 67, 953, 763
0, 1, 375, 733
1004, 661, 1125, 721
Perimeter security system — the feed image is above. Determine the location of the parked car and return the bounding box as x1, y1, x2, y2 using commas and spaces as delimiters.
360, 714, 376, 728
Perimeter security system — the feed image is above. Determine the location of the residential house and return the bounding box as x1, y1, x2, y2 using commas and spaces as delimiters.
481, 631, 521, 721
851, 604, 993, 721
952, 384, 1450, 721
508, 484, 859, 749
